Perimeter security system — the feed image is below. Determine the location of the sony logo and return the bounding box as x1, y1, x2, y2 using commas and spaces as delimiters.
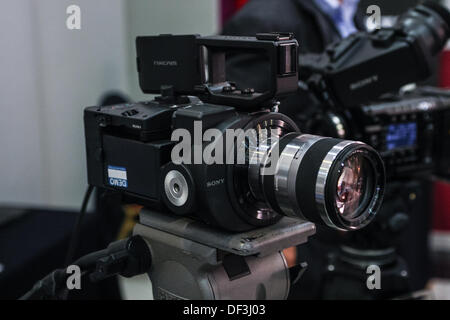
206, 178, 225, 188
153, 60, 178, 66
350, 75, 379, 91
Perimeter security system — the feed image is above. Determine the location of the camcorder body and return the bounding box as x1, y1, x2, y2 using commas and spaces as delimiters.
298, 1, 450, 180
303, 88, 450, 179
84, 33, 385, 232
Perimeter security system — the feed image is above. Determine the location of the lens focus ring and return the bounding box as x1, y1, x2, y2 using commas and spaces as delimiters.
274, 134, 325, 219
315, 141, 364, 230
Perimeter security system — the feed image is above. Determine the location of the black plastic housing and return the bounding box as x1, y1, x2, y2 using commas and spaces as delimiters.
136, 35, 204, 95
136, 33, 298, 110
300, 1, 450, 108
84, 99, 270, 231
86, 32, 300, 231
302, 88, 450, 180
84, 102, 177, 202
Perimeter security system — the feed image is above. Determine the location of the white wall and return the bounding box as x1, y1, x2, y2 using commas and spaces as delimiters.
34, 0, 131, 209
0, 1, 46, 205
0, 0, 130, 209
0, 0, 219, 210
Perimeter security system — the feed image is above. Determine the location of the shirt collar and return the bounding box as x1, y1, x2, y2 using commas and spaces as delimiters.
313, 0, 360, 37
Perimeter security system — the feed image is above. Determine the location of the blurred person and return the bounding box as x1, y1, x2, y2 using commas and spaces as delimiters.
222, 0, 365, 108
223, 0, 363, 51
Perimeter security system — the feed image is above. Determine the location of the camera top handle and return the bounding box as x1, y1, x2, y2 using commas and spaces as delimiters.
195, 33, 298, 109
136, 33, 299, 110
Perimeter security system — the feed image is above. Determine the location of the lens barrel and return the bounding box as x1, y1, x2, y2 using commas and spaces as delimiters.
251, 133, 385, 231
398, 1, 450, 55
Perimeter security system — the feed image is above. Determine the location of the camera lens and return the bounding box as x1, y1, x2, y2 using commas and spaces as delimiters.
336, 152, 371, 220
250, 133, 385, 231
228, 113, 384, 231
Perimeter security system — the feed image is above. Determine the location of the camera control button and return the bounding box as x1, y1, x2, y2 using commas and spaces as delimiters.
242, 88, 255, 95
122, 109, 139, 117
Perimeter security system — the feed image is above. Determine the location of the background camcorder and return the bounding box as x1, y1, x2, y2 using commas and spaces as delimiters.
84, 33, 385, 232
302, 87, 450, 179
297, 1, 450, 180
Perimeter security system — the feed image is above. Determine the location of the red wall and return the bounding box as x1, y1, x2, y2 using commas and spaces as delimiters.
434, 50, 450, 232
221, 0, 249, 27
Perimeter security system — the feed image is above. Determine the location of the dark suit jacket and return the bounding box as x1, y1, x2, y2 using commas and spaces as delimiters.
223, 0, 358, 52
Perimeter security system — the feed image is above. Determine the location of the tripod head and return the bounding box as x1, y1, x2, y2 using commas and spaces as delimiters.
134, 209, 316, 300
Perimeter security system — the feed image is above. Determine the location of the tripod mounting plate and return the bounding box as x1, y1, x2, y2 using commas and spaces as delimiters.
139, 210, 316, 257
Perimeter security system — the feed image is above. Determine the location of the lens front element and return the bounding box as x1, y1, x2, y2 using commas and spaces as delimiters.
336, 152, 371, 220
255, 133, 385, 231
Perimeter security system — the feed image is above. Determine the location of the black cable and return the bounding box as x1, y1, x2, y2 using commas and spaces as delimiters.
21, 235, 152, 300
65, 185, 95, 266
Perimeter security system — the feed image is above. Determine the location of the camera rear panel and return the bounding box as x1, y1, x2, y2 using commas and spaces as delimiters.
358, 95, 450, 178
84, 102, 179, 202
84, 99, 241, 208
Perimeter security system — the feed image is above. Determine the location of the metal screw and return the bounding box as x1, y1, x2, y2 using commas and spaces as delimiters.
271, 101, 280, 113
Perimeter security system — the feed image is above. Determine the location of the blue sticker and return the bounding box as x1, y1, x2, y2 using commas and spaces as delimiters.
107, 166, 128, 188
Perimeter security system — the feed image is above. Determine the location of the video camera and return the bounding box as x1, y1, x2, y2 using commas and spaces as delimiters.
298, 1, 450, 180
302, 87, 450, 179
84, 33, 385, 232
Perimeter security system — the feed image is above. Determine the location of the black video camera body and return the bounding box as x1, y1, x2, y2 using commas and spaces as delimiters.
84, 34, 385, 232
304, 87, 450, 179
